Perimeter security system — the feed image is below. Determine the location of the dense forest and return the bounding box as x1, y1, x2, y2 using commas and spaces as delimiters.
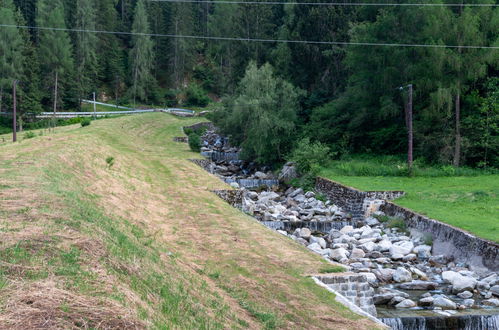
0, 0, 497, 168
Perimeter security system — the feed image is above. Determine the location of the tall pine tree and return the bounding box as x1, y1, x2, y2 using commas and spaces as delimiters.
129, 0, 155, 105
0, 0, 24, 113
75, 0, 99, 106
37, 0, 74, 112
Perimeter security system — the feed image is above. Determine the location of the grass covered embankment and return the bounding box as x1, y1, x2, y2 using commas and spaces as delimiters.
320, 157, 498, 243
0, 113, 378, 329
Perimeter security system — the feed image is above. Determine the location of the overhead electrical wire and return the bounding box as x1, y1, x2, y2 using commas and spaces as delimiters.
0, 24, 497, 49
149, 0, 499, 6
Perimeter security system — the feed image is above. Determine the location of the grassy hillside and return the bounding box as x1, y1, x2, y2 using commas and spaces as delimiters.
321, 167, 499, 243
0, 114, 378, 329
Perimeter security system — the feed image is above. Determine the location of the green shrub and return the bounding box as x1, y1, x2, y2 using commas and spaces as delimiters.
290, 138, 332, 175
80, 118, 91, 127
188, 133, 201, 152
185, 83, 210, 107
23, 131, 36, 139
106, 156, 115, 168
164, 89, 179, 107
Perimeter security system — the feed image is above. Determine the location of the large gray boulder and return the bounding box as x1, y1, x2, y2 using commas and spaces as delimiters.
350, 248, 366, 259
442, 271, 477, 293
433, 296, 457, 310
395, 299, 416, 308
278, 163, 298, 181
299, 228, 312, 240
373, 268, 395, 282
390, 241, 414, 259
490, 285, 499, 297
393, 267, 412, 283
329, 248, 350, 262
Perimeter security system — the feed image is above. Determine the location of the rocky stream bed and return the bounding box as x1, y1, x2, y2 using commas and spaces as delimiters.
192, 127, 499, 329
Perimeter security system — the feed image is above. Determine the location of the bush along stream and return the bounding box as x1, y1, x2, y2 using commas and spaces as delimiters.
190, 125, 499, 330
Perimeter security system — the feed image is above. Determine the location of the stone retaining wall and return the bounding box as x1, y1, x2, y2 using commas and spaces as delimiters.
316, 274, 377, 316
183, 122, 215, 133
315, 177, 404, 220
189, 159, 214, 173
173, 136, 188, 143
212, 189, 244, 209
380, 202, 499, 272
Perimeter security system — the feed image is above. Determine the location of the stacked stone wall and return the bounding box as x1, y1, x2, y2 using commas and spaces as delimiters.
315, 177, 404, 220
316, 274, 377, 316
380, 202, 499, 272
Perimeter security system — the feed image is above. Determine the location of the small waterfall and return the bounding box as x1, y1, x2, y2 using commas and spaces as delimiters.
380, 317, 404, 330
261, 220, 353, 233
223, 178, 280, 188
201, 151, 240, 162
380, 314, 499, 330
463, 314, 499, 330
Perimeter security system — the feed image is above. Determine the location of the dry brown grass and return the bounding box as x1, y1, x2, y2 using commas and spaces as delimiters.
0, 280, 144, 329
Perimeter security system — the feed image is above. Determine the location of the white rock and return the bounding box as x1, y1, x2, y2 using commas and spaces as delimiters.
390, 241, 414, 259
433, 296, 457, 310
442, 271, 461, 284
363, 272, 378, 284
350, 248, 366, 259
289, 188, 303, 198
304, 191, 315, 198
393, 267, 413, 283
329, 248, 350, 262
410, 267, 429, 281
419, 297, 434, 306
340, 225, 354, 234
395, 299, 416, 308
365, 217, 380, 226
299, 228, 312, 239
451, 275, 477, 293
490, 285, 499, 297
413, 245, 432, 259
277, 230, 287, 236
307, 243, 323, 253
462, 299, 474, 307
254, 171, 267, 179
360, 241, 377, 253
457, 291, 473, 299
378, 240, 392, 252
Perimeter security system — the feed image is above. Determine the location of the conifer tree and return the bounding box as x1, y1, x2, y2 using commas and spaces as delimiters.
75, 0, 99, 106
129, 0, 155, 105
0, 0, 24, 113
37, 0, 74, 113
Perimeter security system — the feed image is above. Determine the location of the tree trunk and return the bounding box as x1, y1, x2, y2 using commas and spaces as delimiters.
0, 86, 3, 114
453, 91, 461, 167
53, 71, 58, 128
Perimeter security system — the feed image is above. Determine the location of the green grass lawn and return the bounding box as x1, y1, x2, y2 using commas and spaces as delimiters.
320, 166, 499, 243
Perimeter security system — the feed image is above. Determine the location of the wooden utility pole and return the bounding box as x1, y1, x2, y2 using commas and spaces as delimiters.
12, 80, 17, 142
93, 92, 97, 119
53, 71, 58, 129
407, 84, 413, 174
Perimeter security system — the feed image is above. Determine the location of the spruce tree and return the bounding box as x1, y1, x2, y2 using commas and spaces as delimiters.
129, 0, 155, 105
75, 0, 99, 106
37, 0, 74, 113
0, 0, 24, 113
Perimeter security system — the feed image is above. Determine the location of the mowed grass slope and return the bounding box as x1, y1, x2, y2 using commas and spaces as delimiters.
0, 114, 378, 329
320, 169, 499, 243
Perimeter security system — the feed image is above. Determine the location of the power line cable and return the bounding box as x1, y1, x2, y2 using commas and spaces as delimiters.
0, 24, 497, 49
149, 0, 499, 7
